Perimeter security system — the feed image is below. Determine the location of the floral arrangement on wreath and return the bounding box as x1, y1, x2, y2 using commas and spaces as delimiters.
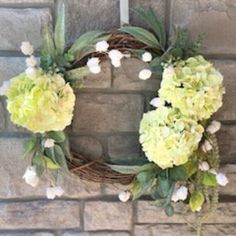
0, 5, 227, 235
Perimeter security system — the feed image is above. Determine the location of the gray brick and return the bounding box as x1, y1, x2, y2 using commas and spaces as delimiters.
212, 60, 236, 121
72, 94, 144, 133
0, 8, 51, 51
0, 233, 54, 236
113, 58, 160, 91
62, 232, 129, 236
0, 101, 5, 131
0, 138, 101, 198
65, 0, 120, 44
0, 0, 53, 3
170, 0, 236, 55
0, 200, 81, 229
84, 201, 132, 230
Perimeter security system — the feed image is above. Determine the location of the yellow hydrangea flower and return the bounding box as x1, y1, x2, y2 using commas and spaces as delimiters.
7, 69, 76, 133
139, 107, 204, 169
159, 56, 225, 120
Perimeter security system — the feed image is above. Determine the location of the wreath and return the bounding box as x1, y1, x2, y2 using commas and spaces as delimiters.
0, 5, 227, 236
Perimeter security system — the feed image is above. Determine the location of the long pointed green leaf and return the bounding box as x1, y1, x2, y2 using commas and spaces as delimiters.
66, 66, 90, 80
120, 26, 161, 49
54, 3, 65, 55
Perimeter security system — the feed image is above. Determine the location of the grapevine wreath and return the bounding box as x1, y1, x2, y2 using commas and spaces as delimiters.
0, 5, 228, 236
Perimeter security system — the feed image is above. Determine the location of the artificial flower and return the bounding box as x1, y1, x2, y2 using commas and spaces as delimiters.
0, 80, 10, 96
216, 173, 228, 186
46, 186, 64, 199
44, 138, 55, 148
26, 55, 37, 67
201, 140, 212, 153
118, 191, 131, 202
209, 168, 217, 175
138, 69, 152, 80
22, 166, 39, 187
150, 97, 165, 108
159, 56, 225, 120
172, 186, 188, 202
139, 106, 204, 169
25, 67, 36, 77
206, 120, 221, 134
6, 69, 76, 133
87, 57, 101, 74
189, 191, 204, 212
96, 40, 109, 52
20, 41, 34, 55
142, 52, 152, 62
108, 49, 124, 68
199, 161, 210, 171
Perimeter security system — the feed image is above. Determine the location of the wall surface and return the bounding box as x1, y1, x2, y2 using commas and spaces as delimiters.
0, 0, 236, 235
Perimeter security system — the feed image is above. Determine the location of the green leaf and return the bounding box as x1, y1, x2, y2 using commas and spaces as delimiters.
182, 160, 198, 178
149, 56, 163, 74
165, 204, 174, 216
21, 135, 37, 159
32, 152, 44, 176
43, 156, 61, 169
158, 177, 171, 198
54, 144, 69, 172
120, 26, 161, 49
54, 3, 65, 55
137, 171, 156, 184
155, 198, 167, 208
47, 131, 66, 143
60, 137, 73, 160
45, 147, 57, 163
201, 172, 217, 187
66, 66, 90, 81
189, 191, 205, 212
133, 7, 166, 48
169, 166, 188, 181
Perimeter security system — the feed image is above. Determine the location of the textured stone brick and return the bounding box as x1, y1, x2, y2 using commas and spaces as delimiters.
217, 125, 236, 158
70, 136, 103, 159
0, 8, 51, 51
84, 201, 132, 230
212, 60, 236, 120
0, 0, 53, 3
0, 138, 101, 198
130, 0, 166, 26
134, 224, 236, 236
0, 101, 5, 131
0, 233, 54, 236
108, 134, 140, 159
103, 183, 131, 195
0, 57, 25, 83
113, 58, 160, 91
82, 61, 112, 88
73, 94, 144, 133
63, 232, 129, 236
65, 0, 120, 44
0, 200, 81, 229
137, 201, 236, 224
171, 0, 236, 55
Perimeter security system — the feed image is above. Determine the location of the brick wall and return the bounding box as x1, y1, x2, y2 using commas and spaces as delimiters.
0, 0, 236, 235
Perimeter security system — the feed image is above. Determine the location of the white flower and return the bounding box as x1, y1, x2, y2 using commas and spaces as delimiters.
111, 59, 121, 68
199, 161, 210, 171
22, 166, 39, 187
142, 52, 152, 62
208, 168, 217, 175
44, 138, 55, 148
25, 67, 36, 77
96, 40, 109, 52
26, 55, 37, 67
172, 186, 188, 202
201, 140, 212, 153
87, 57, 101, 74
118, 191, 130, 202
138, 69, 152, 80
206, 120, 221, 134
150, 97, 165, 108
46, 186, 64, 199
163, 65, 175, 78
108, 49, 124, 61
20, 41, 34, 55
216, 173, 229, 186
0, 80, 10, 96
195, 207, 202, 212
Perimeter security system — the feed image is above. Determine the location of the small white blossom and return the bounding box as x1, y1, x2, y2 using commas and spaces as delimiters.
111, 59, 121, 68
216, 173, 229, 186
96, 40, 109, 52
22, 166, 39, 187
208, 168, 217, 175
163, 65, 175, 78
108, 49, 124, 61
172, 186, 188, 202
138, 69, 152, 80
89, 65, 101, 74
150, 97, 164, 108
123, 53, 131, 58
25, 67, 36, 77
87, 58, 101, 74
20, 41, 34, 55
199, 161, 210, 171
44, 138, 55, 148
206, 120, 221, 134
26, 55, 37, 67
46, 186, 64, 199
118, 191, 130, 202
142, 52, 152, 62
195, 207, 202, 212
201, 140, 212, 153
0, 80, 10, 96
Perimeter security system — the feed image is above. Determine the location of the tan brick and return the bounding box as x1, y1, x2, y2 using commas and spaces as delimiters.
113, 58, 160, 91
63, 232, 129, 236
171, 0, 236, 55
72, 94, 144, 133
84, 201, 132, 230
0, 200, 81, 229
0, 233, 54, 236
